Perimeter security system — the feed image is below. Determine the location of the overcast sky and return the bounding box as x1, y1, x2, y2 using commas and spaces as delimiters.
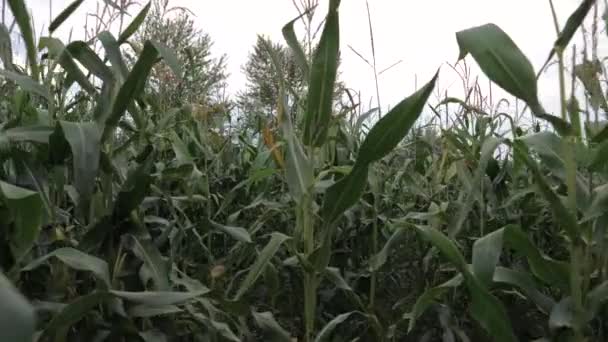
15, 0, 607, 121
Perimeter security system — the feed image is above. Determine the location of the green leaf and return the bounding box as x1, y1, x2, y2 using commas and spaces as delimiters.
125, 234, 170, 291
8, 0, 39, 81
356, 71, 439, 166
210, 219, 252, 243
234, 233, 290, 301
187, 308, 241, 342
549, 297, 575, 331
22, 247, 111, 289
589, 139, 608, 170
450, 137, 503, 237
457, 24, 537, 107
41, 292, 112, 341
320, 163, 369, 225
314, 311, 361, 342
0, 180, 43, 262
252, 311, 292, 342
2, 125, 53, 143
170, 132, 194, 166
0, 272, 36, 342
456, 23, 570, 134
493, 267, 555, 314
369, 226, 407, 271
472, 228, 504, 286
0, 69, 49, 99
110, 289, 209, 306
66, 41, 114, 82
60, 121, 101, 215
583, 183, 608, 222
406, 274, 463, 332
574, 60, 607, 114
49, 0, 85, 33
0, 24, 14, 70
39, 37, 96, 95
466, 274, 518, 342
118, 1, 151, 44
550, 0, 595, 61
514, 142, 579, 241
151, 40, 183, 80
587, 280, 608, 317
102, 41, 159, 138
282, 11, 310, 78
502, 225, 569, 289
98, 31, 129, 79
129, 305, 181, 318
280, 108, 314, 201
413, 225, 467, 271
303, 0, 340, 147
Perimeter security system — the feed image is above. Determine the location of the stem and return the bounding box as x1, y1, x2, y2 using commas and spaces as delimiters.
301, 194, 316, 342
369, 191, 379, 310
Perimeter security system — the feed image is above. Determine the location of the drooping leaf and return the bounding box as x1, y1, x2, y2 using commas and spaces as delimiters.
49, 0, 85, 33
0, 181, 43, 262
41, 292, 112, 341
2, 125, 53, 144
210, 220, 252, 243
124, 234, 170, 291
406, 274, 463, 332
118, 1, 151, 44
466, 274, 518, 342
314, 311, 361, 342
413, 225, 467, 271
66, 41, 114, 82
151, 40, 183, 80
39, 37, 96, 95
98, 31, 129, 79
303, 0, 341, 147
110, 289, 209, 306
450, 137, 503, 237
574, 59, 607, 113
252, 311, 292, 342
587, 280, 608, 317
0, 69, 49, 99
234, 233, 290, 301
22, 247, 111, 289
282, 11, 311, 78
502, 225, 569, 289
60, 121, 101, 215
0, 272, 36, 342
129, 305, 182, 318
369, 226, 407, 271
514, 142, 579, 241
548, 0, 596, 63
493, 267, 555, 314
472, 228, 504, 286
456, 23, 570, 134
549, 297, 575, 331
187, 307, 241, 342
7, 0, 39, 80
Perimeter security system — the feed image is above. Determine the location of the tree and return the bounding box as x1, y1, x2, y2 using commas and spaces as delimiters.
135, 0, 228, 112
237, 35, 304, 131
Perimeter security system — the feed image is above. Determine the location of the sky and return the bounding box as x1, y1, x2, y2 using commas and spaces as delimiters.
10, 0, 607, 122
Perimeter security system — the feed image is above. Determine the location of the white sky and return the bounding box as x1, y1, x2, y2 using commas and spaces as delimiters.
14, 0, 608, 121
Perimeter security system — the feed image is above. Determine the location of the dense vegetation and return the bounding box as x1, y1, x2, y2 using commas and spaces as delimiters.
2, 0, 608, 341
